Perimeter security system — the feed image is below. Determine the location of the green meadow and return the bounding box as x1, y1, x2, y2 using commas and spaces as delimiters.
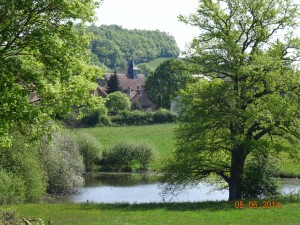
1, 198, 299, 225
74, 124, 300, 177
137, 58, 169, 71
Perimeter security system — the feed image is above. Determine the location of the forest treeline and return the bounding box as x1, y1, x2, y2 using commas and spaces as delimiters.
88, 25, 180, 69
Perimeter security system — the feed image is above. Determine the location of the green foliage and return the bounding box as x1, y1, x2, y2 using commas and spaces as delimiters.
105, 92, 131, 113
80, 106, 110, 127
137, 64, 153, 77
0, 134, 45, 203
107, 70, 121, 94
89, 25, 180, 69
100, 142, 153, 172
76, 133, 102, 172
164, 0, 300, 200
152, 108, 177, 123
145, 58, 191, 109
39, 132, 84, 195
0, 170, 26, 205
242, 155, 280, 199
0, 0, 104, 147
110, 109, 177, 125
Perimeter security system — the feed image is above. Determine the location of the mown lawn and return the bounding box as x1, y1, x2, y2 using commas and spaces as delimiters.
74, 124, 300, 177
1, 199, 299, 225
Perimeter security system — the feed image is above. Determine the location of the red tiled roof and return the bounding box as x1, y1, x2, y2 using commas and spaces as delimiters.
103, 73, 146, 98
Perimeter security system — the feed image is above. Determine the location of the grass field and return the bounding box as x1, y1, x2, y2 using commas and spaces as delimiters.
1, 198, 299, 225
75, 124, 175, 158
137, 58, 169, 71
73, 124, 300, 177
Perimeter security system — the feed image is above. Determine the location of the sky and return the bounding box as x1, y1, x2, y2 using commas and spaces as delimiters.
95, 0, 200, 51
95, 0, 300, 52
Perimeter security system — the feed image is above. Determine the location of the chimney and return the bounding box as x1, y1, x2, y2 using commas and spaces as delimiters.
127, 86, 132, 96
136, 86, 142, 95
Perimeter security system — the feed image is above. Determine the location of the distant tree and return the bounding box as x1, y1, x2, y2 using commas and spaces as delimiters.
162, 0, 300, 201
138, 64, 153, 77
145, 59, 191, 109
107, 70, 121, 94
105, 92, 131, 113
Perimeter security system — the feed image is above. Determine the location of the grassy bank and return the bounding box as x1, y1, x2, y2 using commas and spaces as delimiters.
1, 198, 299, 225
74, 124, 299, 177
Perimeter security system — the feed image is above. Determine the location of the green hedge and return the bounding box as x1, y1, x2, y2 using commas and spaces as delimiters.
111, 109, 177, 126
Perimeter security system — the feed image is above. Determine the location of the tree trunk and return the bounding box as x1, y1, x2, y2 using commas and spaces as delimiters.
228, 148, 246, 201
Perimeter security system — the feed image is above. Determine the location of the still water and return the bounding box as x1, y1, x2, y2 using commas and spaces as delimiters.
53, 173, 300, 204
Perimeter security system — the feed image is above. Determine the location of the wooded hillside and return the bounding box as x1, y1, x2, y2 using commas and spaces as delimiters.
89, 25, 180, 69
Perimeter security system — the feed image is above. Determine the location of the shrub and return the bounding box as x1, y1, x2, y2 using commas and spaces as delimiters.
100, 142, 154, 172
76, 133, 102, 172
152, 108, 177, 123
0, 170, 25, 204
242, 155, 280, 199
81, 106, 110, 127
39, 132, 84, 195
0, 134, 45, 203
110, 109, 177, 125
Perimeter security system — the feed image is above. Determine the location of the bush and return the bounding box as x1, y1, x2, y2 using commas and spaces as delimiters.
76, 133, 102, 172
0, 134, 45, 203
242, 155, 280, 199
39, 132, 84, 195
111, 110, 152, 125
100, 142, 154, 172
81, 106, 111, 127
0, 170, 25, 204
110, 109, 177, 126
152, 108, 177, 123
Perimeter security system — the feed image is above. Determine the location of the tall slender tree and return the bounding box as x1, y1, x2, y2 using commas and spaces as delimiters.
106, 70, 121, 94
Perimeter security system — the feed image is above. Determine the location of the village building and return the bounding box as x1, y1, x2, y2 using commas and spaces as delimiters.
97, 61, 155, 110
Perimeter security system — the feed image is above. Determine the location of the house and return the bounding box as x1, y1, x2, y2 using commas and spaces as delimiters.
97, 61, 155, 110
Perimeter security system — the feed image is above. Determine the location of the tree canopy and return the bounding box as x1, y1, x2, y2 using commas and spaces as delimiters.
105, 92, 131, 113
89, 25, 180, 69
162, 0, 300, 200
145, 58, 191, 109
0, 0, 104, 147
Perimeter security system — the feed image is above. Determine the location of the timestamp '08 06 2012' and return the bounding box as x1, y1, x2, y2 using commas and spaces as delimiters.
234, 200, 281, 209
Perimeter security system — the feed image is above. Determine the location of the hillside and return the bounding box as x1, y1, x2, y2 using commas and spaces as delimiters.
88, 25, 180, 69
137, 58, 169, 71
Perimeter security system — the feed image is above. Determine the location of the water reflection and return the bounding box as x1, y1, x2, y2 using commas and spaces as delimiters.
53, 173, 300, 204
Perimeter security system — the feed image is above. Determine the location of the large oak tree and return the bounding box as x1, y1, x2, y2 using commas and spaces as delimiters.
0, 0, 104, 147
162, 0, 300, 200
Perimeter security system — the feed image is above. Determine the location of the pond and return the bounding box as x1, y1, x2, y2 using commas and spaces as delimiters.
53, 173, 300, 204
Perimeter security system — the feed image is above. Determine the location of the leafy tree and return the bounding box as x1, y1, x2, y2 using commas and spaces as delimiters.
0, 0, 104, 147
162, 0, 300, 200
105, 91, 131, 113
107, 70, 121, 94
145, 59, 191, 109
138, 64, 153, 77
89, 25, 180, 68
